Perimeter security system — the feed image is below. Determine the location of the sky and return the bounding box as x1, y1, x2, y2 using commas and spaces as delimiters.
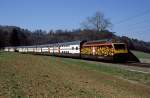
0, 0, 150, 42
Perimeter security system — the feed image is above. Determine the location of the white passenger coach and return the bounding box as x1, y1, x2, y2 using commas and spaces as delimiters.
4, 41, 82, 56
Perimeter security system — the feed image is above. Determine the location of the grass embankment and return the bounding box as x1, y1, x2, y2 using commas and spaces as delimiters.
132, 51, 150, 59
0, 52, 150, 98
132, 51, 150, 63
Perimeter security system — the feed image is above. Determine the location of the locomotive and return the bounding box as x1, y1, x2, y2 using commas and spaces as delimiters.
4, 39, 139, 62
81, 40, 129, 61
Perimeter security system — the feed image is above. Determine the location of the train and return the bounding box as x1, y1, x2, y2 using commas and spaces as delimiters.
4, 39, 140, 62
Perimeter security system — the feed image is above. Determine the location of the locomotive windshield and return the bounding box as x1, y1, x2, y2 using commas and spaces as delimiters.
114, 44, 126, 50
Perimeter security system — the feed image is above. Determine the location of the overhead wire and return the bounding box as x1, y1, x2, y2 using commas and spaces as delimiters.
113, 9, 150, 40
114, 9, 150, 25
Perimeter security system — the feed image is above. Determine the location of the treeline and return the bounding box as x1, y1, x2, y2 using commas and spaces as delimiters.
0, 25, 150, 53
120, 36, 150, 53
0, 25, 115, 46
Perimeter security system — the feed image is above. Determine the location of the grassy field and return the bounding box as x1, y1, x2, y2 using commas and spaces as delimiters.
132, 51, 150, 63
0, 52, 150, 98
132, 51, 150, 59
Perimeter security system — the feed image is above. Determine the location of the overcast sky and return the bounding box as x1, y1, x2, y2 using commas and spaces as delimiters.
0, 0, 150, 42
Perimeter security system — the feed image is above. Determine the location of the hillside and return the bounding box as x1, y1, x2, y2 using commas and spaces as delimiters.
0, 52, 150, 98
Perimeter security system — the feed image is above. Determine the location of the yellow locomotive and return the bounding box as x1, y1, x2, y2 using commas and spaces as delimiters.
81, 39, 129, 61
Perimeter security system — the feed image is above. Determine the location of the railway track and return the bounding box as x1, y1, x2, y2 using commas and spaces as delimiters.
12, 51, 150, 68
121, 62, 150, 68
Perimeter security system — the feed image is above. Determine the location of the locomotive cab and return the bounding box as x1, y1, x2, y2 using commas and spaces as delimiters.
112, 43, 128, 62
113, 43, 128, 54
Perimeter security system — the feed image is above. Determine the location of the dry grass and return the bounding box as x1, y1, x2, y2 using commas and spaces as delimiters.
0, 52, 150, 98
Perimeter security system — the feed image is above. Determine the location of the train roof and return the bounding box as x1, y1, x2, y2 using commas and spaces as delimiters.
4, 46, 16, 48
4, 39, 123, 48
37, 41, 82, 47
15, 46, 35, 48
82, 39, 124, 46
13, 41, 82, 48
54, 41, 82, 46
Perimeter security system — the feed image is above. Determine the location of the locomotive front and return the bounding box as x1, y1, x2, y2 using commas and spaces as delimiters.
81, 40, 129, 62
112, 43, 129, 62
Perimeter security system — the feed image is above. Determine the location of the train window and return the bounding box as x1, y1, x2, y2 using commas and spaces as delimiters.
76, 47, 78, 50
72, 47, 74, 50
114, 44, 125, 50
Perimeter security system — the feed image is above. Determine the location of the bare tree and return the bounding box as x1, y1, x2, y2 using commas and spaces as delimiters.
81, 11, 112, 31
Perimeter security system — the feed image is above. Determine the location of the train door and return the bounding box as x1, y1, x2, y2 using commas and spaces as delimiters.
48, 47, 50, 54
58, 46, 60, 53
